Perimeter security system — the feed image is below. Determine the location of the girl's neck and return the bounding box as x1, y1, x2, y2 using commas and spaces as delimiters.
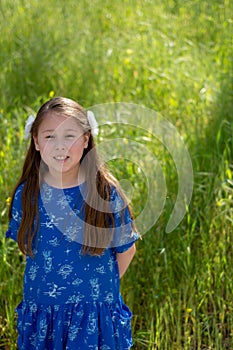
43, 171, 85, 189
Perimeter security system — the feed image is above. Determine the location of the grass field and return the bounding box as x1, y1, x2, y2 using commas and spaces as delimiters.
0, 0, 232, 349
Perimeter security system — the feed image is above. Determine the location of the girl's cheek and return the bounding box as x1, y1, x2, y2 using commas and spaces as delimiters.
41, 142, 54, 154
67, 139, 81, 149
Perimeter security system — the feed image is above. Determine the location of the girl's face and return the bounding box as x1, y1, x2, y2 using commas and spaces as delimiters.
33, 112, 89, 186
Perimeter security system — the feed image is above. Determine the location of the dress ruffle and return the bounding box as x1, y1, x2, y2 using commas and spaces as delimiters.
16, 299, 133, 350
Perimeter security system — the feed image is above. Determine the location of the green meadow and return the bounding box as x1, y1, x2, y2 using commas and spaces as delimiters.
0, 0, 232, 349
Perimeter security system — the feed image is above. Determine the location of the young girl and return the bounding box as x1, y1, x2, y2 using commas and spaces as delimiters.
6, 97, 138, 350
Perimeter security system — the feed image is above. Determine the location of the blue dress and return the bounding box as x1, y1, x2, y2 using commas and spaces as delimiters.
6, 182, 138, 350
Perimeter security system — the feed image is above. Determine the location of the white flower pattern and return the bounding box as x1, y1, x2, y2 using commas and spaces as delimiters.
6, 182, 138, 349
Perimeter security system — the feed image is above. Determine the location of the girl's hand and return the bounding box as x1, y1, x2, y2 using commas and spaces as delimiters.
116, 243, 136, 279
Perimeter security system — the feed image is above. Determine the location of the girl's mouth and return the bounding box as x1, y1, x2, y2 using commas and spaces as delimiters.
54, 156, 69, 161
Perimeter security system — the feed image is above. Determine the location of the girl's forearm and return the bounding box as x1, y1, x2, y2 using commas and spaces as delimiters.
116, 244, 136, 278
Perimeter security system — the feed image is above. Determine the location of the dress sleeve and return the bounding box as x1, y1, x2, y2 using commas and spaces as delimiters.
5, 184, 24, 242
110, 187, 139, 253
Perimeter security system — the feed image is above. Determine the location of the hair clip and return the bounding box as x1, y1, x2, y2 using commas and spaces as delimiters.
24, 115, 35, 140
87, 111, 99, 137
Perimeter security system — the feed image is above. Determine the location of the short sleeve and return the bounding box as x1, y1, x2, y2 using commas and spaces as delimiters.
109, 187, 139, 253
6, 184, 24, 242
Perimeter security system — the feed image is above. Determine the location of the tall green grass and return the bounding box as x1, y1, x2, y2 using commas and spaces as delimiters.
0, 0, 232, 348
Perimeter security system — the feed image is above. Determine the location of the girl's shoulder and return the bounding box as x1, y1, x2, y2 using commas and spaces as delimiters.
6, 182, 25, 241
109, 184, 123, 200
109, 185, 127, 211
10, 182, 25, 213
12, 181, 25, 202
16, 181, 25, 192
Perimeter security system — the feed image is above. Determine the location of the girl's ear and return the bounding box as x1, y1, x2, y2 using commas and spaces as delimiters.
84, 133, 90, 149
33, 136, 40, 151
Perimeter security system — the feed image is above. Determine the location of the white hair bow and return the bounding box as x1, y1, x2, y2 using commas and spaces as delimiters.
87, 111, 99, 137
24, 115, 35, 140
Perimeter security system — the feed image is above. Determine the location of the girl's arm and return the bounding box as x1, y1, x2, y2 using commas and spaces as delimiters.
116, 243, 136, 278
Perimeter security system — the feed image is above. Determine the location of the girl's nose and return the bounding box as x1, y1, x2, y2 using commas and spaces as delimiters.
55, 139, 66, 150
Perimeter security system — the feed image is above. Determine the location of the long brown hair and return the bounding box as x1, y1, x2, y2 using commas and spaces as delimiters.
9, 97, 136, 256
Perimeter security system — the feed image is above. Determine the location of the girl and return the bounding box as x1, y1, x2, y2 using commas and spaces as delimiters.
6, 97, 138, 350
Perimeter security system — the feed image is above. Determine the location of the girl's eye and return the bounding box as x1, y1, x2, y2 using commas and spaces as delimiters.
66, 135, 75, 138
45, 135, 54, 139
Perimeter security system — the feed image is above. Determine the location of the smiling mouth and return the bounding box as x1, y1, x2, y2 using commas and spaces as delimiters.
54, 156, 69, 161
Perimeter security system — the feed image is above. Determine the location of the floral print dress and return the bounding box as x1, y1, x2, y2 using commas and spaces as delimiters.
6, 182, 137, 350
